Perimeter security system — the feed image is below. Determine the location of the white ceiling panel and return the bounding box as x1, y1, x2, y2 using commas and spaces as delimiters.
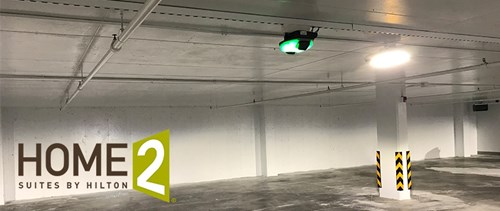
1, 0, 500, 107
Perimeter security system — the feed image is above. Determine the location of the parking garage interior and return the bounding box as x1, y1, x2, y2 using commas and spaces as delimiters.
1, 0, 500, 210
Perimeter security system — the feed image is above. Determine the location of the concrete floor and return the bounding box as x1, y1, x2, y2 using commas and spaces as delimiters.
1, 155, 500, 211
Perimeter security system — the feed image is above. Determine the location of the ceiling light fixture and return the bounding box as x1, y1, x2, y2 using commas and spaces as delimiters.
369, 49, 411, 69
279, 30, 318, 55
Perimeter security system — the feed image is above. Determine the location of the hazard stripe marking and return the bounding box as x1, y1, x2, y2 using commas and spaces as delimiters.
376, 151, 381, 188
407, 151, 412, 190
395, 151, 404, 191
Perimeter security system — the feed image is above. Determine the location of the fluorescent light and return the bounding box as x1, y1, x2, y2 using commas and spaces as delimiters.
369, 50, 411, 69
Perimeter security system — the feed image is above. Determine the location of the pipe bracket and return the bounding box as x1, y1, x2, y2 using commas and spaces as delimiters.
111, 45, 122, 52
110, 35, 122, 52
482, 58, 488, 66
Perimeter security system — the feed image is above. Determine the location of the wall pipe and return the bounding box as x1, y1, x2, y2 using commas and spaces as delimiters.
60, 0, 163, 111
216, 61, 500, 109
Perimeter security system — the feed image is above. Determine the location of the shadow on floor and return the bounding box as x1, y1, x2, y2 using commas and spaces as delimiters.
425, 147, 441, 160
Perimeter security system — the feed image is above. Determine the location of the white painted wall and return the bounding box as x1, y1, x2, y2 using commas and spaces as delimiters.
265, 103, 456, 176
477, 104, 500, 152
1, 102, 460, 201
1, 107, 257, 201
407, 104, 456, 161
265, 105, 377, 176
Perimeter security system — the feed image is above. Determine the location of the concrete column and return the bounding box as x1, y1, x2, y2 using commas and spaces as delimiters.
454, 103, 465, 157
1, 108, 15, 203
463, 105, 478, 157
254, 105, 268, 176
454, 103, 478, 157
0, 107, 4, 205
376, 72, 411, 200
251, 37, 268, 177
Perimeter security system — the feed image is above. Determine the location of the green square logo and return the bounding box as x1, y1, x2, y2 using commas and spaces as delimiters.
133, 130, 170, 202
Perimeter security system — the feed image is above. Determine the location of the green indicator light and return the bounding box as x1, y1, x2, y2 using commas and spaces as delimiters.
279, 38, 314, 54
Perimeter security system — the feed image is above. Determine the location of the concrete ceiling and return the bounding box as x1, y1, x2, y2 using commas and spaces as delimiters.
1, 0, 500, 108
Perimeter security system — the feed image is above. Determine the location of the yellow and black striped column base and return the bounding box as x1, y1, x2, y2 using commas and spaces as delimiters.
395, 152, 404, 191
376, 151, 381, 188
407, 151, 412, 190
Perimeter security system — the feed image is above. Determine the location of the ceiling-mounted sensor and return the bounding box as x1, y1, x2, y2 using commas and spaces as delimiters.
279, 30, 318, 55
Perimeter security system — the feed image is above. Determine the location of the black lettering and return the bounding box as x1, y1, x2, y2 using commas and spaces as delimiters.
46, 144, 69, 176
106, 144, 127, 176
73, 144, 102, 176
18, 143, 42, 176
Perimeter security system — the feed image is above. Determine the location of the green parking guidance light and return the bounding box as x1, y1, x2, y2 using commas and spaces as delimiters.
279, 39, 314, 54
279, 30, 318, 55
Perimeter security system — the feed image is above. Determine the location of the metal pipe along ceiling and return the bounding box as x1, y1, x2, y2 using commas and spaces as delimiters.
2, 74, 499, 87
0, 74, 363, 85
60, 0, 163, 111
408, 87, 500, 103
216, 61, 500, 109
